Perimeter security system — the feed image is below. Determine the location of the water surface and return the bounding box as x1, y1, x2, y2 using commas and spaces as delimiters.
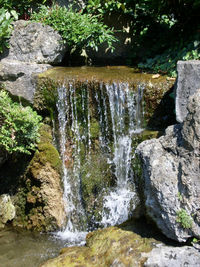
0, 226, 70, 267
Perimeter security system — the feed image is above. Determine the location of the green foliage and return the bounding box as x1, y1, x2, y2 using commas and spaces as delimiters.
0, 8, 18, 53
31, 4, 117, 53
0, 91, 42, 154
138, 38, 200, 77
176, 209, 193, 229
86, 0, 128, 16
0, 0, 47, 17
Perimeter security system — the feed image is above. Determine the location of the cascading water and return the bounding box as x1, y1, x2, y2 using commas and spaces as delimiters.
55, 84, 87, 244
54, 79, 144, 240
101, 83, 144, 227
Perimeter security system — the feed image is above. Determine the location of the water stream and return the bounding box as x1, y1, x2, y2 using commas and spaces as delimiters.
54, 79, 144, 238
0, 66, 175, 267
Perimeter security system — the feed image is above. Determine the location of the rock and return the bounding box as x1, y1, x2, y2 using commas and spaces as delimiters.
0, 59, 52, 103
143, 245, 200, 267
136, 89, 200, 242
0, 194, 15, 228
13, 125, 66, 232
2, 20, 66, 64
55, 0, 86, 9
39, 221, 160, 267
176, 60, 200, 122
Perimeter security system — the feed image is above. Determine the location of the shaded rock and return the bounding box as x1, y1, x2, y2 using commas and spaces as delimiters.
0, 194, 15, 228
39, 222, 160, 267
176, 60, 200, 122
0, 59, 51, 103
0, 148, 7, 168
55, 0, 86, 9
136, 89, 200, 242
2, 20, 66, 64
143, 245, 200, 267
13, 124, 66, 232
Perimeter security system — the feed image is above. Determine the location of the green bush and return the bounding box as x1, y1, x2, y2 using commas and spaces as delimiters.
0, 0, 47, 17
0, 91, 42, 154
138, 38, 200, 77
31, 5, 117, 53
0, 8, 18, 53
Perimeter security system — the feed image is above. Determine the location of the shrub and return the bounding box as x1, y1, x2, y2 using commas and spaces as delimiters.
0, 91, 42, 154
0, 0, 48, 17
138, 37, 200, 77
31, 5, 118, 53
176, 209, 193, 229
0, 8, 18, 53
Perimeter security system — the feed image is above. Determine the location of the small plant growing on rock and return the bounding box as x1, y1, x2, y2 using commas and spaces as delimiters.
0, 90, 42, 154
176, 208, 193, 229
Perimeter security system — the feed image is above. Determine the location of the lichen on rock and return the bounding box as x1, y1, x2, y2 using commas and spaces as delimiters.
0, 194, 16, 229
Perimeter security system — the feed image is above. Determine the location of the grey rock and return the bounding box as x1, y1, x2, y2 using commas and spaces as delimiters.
176, 60, 200, 122
2, 20, 66, 64
143, 245, 200, 267
0, 59, 52, 102
0, 194, 15, 229
55, 0, 86, 9
136, 89, 200, 242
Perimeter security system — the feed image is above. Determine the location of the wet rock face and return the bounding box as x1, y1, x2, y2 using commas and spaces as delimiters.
143, 245, 200, 267
2, 20, 66, 64
136, 89, 200, 242
0, 194, 15, 228
0, 59, 51, 102
176, 60, 200, 122
14, 125, 66, 232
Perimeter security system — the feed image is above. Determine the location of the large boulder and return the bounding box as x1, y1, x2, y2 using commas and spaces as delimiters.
136, 89, 200, 242
39, 221, 160, 267
143, 245, 200, 267
0, 59, 51, 103
0, 194, 15, 228
1, 20, 66, 65
176, 60, 200, 122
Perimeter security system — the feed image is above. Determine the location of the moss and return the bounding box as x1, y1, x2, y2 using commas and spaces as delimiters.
37, 143, 61, 172
90, 119, 100, 140
40, 221, 160, 267
81, 153, 115, 227
13, 124, 63, 232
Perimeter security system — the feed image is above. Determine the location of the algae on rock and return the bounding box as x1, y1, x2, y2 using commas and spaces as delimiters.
40, 220, 160, 267
13, 124, 66, 232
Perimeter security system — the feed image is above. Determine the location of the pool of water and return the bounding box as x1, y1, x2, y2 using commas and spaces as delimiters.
0, 226, 76, 267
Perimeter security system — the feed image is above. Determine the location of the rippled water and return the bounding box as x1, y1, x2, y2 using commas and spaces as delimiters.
0, 226, 76, 267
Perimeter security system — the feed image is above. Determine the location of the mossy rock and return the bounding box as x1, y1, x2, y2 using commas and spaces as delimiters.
13, 124, 65, 232
81, 153, 115, 227
40, 221, 160, 267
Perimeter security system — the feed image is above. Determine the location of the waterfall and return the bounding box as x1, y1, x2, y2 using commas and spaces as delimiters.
55, 84, 87, 244
53, 80, 144, 240
101, 83, 143, 227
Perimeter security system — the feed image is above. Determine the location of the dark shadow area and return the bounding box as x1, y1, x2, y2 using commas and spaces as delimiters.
0, 153, 32, 195
118, 216, 184, 247
146, 85, 177, 131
